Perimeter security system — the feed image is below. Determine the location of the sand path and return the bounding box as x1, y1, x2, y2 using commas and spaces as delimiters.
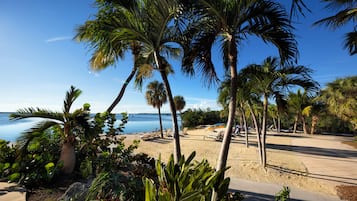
124, 128, 356, 198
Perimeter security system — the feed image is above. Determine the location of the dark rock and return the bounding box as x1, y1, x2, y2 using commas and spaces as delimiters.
57, 182, 89, 201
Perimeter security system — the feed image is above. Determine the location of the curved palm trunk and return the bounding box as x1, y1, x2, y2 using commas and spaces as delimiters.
261, 95, 269, 167
247, 103, 262, 164
154, 51, 181, 162
212, 44, 237, 201
106, 67, 137, 113
158, 106, 164, 138
59, 142, 76, 174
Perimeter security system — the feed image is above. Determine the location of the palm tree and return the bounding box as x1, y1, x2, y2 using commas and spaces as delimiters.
314, 0, 357, 55
182, 1, 298, 184
319, 76, 357, 130
75, 1, 152, 113
241, 57, 318, 167
146, 81, 167, 138
10, 86, 89, 174
288, 89, 312, 134
77, 0, 183, 162
174, 96, 186, 129
88, 0, 184, 162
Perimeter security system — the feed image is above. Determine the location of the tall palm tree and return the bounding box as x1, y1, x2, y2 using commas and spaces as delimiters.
314, 0, 357, 55
241, 57, 318, 167
10, 86, 89, 174
75, 1, 152, 113
146, 81, 167, 138
104, 0, 181, 161
77, 0, 183, 162
182, 0, 298, 184
174, 95, 186, 129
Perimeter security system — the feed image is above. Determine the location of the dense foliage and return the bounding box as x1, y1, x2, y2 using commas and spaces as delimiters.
144, 151, 244, 201
182, 109, 225, 128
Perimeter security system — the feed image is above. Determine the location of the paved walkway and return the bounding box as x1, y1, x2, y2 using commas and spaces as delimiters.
229, 178, 341, 201
228, 133, 356, 201
0, 182, 26, 201
291, 135, 357, 188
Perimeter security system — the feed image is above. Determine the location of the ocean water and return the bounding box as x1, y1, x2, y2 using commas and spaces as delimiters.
0, 112, 180, 142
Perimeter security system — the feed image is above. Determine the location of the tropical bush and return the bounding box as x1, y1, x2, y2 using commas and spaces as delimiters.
0, 129, 62, 188
182, 109, 225, 128
144, 151, 243, 201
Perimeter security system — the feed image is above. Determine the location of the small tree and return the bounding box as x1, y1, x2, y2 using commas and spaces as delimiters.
145, 81, 167, 138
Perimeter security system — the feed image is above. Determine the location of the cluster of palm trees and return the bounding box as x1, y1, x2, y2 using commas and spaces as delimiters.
218, 57, 318, 167
74, 0, 355, 199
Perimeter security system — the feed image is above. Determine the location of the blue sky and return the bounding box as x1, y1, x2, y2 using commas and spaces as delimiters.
1, 1, 356, 114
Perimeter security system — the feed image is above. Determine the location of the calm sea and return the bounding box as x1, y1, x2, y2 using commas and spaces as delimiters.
0, 112, 180, 142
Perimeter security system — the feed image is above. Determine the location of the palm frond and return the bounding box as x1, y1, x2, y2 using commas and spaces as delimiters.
16, 120, 59, 158
290, 0, 311, 20
63, 86, 82, 114
10, 108, 63, 122
344, 31, 357, 55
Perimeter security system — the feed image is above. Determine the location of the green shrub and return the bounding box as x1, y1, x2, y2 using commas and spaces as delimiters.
275, 186, 290, 201
144, 151, 238, 201
182, 109, 225, 128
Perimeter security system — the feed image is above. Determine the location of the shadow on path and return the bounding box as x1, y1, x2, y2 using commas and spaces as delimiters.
267, 164, 357, 185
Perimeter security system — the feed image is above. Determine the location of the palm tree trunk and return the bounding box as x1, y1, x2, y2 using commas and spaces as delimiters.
154, 51, 181, 162
293, 115, 298, 133
272, 117, 277, 131
212, 42, 237, 201
247, 102, 262, 164
158, 106, 164, 138
240, 107, 248, 148
261, 95, 269, 167
302, 116, 309, 134
59, 142, 76, 174
277, 116, 281, 133
106, 67, 137, 113
310, 115, 318, 135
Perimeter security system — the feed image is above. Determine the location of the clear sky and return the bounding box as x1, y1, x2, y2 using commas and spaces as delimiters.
1, 1, 356, 114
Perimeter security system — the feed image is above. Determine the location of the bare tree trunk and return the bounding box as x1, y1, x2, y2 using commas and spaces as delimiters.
293, 115, 298, 134
261, 95, 269, 168
158, 106, 164, 138
154, 51, 181, 163
240, 107, 248, 148
59, 142, 76, 174
310, 115, 318, 135
277, 116, 281, 133
212, 42, 237, 201
106, 67, 137, 113
247, 103, 262, 164
272, 117, 277, 131
302, 116, 309, 134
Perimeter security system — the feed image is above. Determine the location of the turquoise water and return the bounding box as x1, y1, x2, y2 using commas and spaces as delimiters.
0, 112, 180, 142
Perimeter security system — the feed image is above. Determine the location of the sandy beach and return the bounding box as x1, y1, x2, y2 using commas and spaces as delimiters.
123, 128, 357, 197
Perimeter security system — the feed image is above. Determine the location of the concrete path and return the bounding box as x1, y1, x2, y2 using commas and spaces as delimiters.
0, 182, 26, 201
291, 135, 357, 188
229, 178, 341, 201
